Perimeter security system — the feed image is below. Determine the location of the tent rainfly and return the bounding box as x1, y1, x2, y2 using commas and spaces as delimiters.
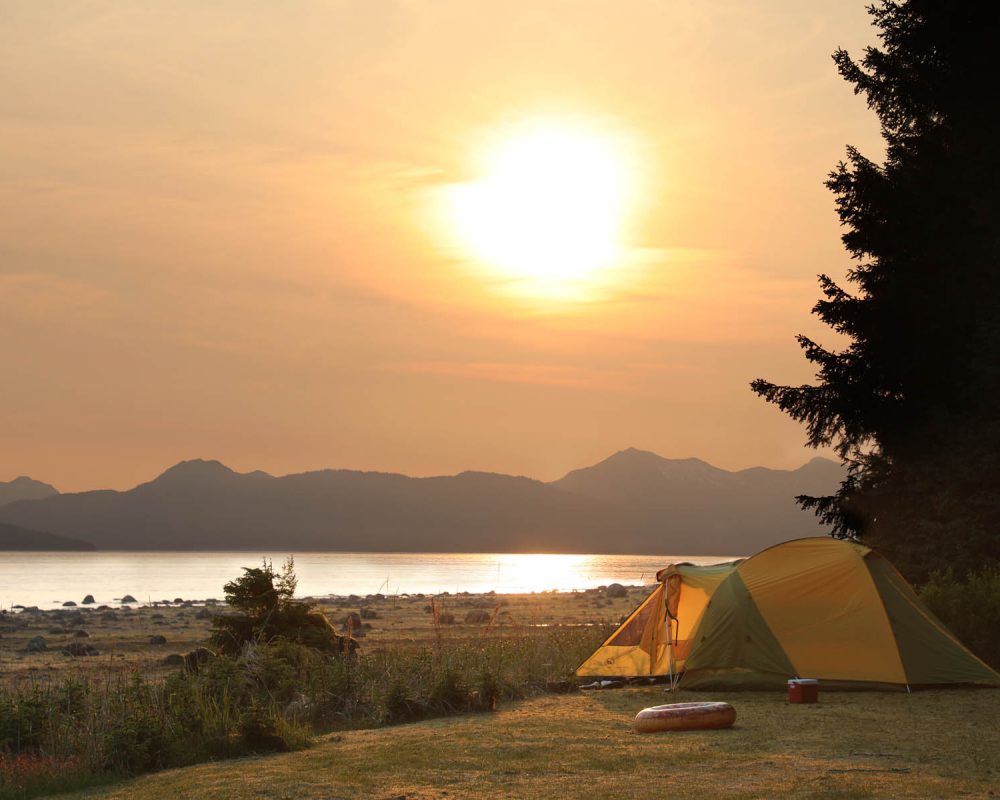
576, 537, 1000, 690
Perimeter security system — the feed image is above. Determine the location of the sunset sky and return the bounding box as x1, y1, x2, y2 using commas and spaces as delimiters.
1, 1, 883, 492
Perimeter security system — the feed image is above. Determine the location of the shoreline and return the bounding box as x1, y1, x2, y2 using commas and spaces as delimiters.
4, 582, 656, 614
0, 584, 645, 684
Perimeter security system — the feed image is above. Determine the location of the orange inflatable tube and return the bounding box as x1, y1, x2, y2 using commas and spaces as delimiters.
633, 702, 736, 733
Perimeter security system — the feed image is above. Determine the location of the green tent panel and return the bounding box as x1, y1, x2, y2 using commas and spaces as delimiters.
679, 572, 797, 690
864, 553, 999, 686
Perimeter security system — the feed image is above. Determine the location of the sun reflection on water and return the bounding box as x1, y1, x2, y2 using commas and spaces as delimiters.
492, 553, 618, 593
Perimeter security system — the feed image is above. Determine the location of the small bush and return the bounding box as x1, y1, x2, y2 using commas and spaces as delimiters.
920, 566, 1000, 669
102, 707, 169, 774
428, 667, 468, 713
380, 678, 416, 724
237, 703, 300, 753
475, 666, 503, 711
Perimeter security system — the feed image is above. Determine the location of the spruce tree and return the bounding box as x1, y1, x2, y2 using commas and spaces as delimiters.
752, 1, 1000, 580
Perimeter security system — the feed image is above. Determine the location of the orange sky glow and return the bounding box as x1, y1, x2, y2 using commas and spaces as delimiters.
1, 1, 883, 492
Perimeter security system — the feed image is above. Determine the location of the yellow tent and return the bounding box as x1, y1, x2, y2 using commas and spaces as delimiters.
576, 537, 1000, 689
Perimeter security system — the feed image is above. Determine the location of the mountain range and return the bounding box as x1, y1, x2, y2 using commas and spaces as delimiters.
0, 449, 842, 555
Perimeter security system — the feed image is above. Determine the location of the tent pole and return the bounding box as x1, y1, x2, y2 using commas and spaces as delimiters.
666, 616, 677, 692
666, 630, 673, 691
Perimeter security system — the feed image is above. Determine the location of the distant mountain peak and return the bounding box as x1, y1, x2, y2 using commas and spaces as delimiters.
2, 475, 58, 489
143, 460, 277, 491
145, 459, 241, 488
0, 475, 60, 507
586, 448, 717, 474
160, 458, 234, 476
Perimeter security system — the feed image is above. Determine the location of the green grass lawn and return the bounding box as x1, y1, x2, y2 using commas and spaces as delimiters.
51, 687, 1000, 800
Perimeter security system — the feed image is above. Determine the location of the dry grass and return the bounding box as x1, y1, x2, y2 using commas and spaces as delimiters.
50, 687, 1000, 800
8, 589, 998, 798
0, 605, 213, 685
0, 588, 642, 686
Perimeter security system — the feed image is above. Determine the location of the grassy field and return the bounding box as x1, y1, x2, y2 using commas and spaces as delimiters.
50, 686, 1000, 800
0, 588, 642, 685
5, 587, 999, 799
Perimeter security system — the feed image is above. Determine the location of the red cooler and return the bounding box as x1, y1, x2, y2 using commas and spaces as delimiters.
787, 678, 819, 703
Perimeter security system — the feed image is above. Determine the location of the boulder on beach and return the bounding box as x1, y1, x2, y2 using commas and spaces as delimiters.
62, 642, 99, 657
149, 634, 167, 645
62, 601, 77, 607
120, 594, 137, 604
82, 594, 95, 605
26, 636, 47, 652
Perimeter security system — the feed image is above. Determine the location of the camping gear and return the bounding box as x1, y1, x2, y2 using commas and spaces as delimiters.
787, 678, 819, 703
579, 679, 625, 690
633, 702, 736, 733
577, 537, 1000, 690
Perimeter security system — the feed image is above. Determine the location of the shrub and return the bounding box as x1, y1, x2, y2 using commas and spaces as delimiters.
919, 566, 1000, 669
102, 707, 169, 774
211, 558, 357, 656
237, 703, 292, 753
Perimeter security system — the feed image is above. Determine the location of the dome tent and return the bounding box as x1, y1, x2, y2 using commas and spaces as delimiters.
576, 537, 999, 689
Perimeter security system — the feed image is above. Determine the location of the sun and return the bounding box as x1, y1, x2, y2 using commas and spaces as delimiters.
445, 120, 636, 292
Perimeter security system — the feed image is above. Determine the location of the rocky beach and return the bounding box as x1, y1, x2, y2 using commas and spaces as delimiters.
0, 584, 646, 685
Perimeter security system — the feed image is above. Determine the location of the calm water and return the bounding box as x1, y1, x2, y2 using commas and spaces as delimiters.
0, 551, 740, 609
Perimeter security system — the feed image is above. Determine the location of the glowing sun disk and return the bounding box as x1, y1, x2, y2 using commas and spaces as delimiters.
448, 122, 634, 286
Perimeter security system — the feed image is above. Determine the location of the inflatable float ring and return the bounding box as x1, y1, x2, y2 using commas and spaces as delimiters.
633, 702, 736, 733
